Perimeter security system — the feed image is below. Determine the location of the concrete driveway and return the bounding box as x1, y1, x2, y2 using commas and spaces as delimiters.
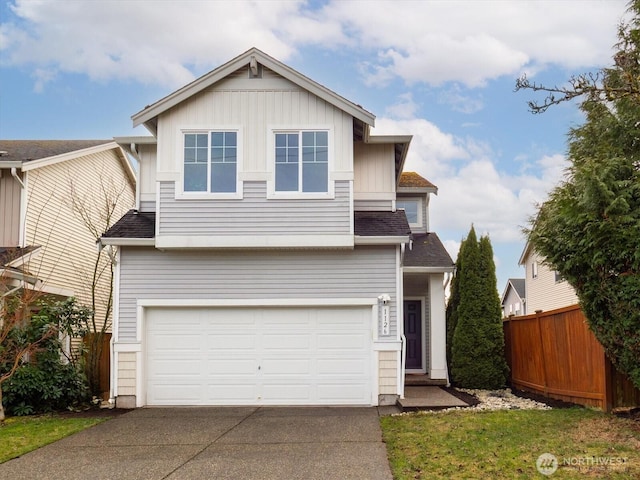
0, 407, 393, 480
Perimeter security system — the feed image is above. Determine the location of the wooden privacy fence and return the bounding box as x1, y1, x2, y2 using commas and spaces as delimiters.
503, 305, 640, 411
83, 333, 112, 400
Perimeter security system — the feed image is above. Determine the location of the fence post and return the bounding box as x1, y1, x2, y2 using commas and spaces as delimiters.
535, 310, 548, 394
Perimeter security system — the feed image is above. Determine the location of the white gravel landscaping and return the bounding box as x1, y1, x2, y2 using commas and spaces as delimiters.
393, 388, 553, 416
456, 388, 552, 411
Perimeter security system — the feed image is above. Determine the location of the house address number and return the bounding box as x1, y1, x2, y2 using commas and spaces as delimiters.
381, 305, 390, 336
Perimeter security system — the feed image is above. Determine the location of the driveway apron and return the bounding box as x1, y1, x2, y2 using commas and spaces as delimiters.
0, 407, 393, 480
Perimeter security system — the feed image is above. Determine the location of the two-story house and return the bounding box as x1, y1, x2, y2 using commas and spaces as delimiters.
501, 278, 526, 317
519, 241, 578, 313
101, 48, 454, 408
0, 141, 136, 325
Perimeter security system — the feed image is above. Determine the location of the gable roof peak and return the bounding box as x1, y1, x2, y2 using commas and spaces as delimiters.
132, 47, 375, 134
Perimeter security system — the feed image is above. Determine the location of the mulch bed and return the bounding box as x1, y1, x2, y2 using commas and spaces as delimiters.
55, 406, 130, 418
509, 388, 580, 409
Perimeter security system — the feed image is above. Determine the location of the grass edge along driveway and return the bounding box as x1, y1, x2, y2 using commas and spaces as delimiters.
0, 415, 107, 463
381, 407, 640, 479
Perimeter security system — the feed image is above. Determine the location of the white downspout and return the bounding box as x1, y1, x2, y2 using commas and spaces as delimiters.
398, 244, 406, 399
11, 167, 25, 189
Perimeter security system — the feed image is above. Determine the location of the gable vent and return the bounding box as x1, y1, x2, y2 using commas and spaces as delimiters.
249, 55, 263, 79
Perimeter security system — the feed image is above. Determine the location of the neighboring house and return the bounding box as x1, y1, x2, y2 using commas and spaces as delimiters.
501, 278, 526, 317
0, 140, 136, 328
518, 242, 578, 313
101, 48, 454, 409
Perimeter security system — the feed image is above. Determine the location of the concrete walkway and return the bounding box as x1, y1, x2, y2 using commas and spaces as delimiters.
397, 386, 470, 411
0, 407, 393, 480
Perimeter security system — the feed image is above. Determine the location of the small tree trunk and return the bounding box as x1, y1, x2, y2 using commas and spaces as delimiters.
0, 387, 5, 421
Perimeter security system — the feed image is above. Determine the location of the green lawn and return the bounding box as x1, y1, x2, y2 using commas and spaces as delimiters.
381, 408, 640, 479
0, 415, 107, 463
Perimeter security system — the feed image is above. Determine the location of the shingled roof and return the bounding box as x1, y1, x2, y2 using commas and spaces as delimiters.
398, 172, 437, 189
104, 210, 412, 240
0, 140, 112, 163
404, 233, 454, 269
354, 211, 411, 237
103, 210, 156, 239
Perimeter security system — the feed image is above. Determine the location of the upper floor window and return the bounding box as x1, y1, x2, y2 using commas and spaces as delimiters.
184, 131, 237, 193
275, 131, 328, 193
397, 199, 421, 226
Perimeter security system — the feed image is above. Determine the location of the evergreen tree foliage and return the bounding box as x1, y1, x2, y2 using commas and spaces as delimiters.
523, 1, 640, 389
445, 239, 463, 371
451, 226, 508, 389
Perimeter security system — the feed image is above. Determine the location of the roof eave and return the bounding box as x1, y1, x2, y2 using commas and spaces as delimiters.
99, 238, 155, 247
403, 266, 456, 273
398, 186, 438, 195
355, 235, 410, 245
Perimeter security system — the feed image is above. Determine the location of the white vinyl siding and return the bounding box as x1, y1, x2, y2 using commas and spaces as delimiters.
0, 170, 22, 246
354, 199, 393, 211
502, 287, 525, 317
524, 250, 579, 313
353, 142, 395, 195
158, 180, 350, 236
23, 149, 135, 328
116, 246, 398, 342
156, 68, 354, 176
138, 143, 157, 205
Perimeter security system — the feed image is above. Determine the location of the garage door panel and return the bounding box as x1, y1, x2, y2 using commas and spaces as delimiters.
262, 358, 312, 375
262, 309, 312, 327
317, 383, 369, 401
318, 333, 368, 350
206, 333, 257, 350
206, 384, 258, 402
318, 358, 368, 375
262, 333, 311, 350
207, 359, 256, 375
146, 306, 372, 406
262, 384, 312, 401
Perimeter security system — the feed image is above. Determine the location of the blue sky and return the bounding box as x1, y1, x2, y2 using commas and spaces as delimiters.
0, 0, 629, 292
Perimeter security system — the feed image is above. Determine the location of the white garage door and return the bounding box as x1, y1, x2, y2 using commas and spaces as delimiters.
145, 306, 373, 406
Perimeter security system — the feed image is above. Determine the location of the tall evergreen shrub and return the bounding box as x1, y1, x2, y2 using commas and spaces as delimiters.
450, 226, 508, 389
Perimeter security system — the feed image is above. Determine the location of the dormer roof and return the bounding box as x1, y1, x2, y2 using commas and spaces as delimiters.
398, 172, 438, 194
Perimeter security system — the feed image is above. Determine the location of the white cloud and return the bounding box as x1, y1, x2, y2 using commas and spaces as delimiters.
324, 0, 625, 87
385, 93, 419, 119
0, 0, 305, 89
0, 0, 626, 90
439, 86, 484, 114
374, 117, 569, 244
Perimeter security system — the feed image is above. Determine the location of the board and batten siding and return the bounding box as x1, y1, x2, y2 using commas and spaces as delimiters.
524, 250, 579, 313
0, 169, 22, 246
158, 180, 350, 236
24, 150, 135, 327
353, 143, 395, 196
138, 143, 157, 206
116, 246, 399, 342
155, 68, 355, 175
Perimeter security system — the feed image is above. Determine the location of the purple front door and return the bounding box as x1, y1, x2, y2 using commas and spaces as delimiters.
404, 300, 422, 370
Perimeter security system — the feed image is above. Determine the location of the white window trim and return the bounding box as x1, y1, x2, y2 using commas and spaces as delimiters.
396, 197, 423, 228
266, 125, 335, 200
175, 126, 243, 199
